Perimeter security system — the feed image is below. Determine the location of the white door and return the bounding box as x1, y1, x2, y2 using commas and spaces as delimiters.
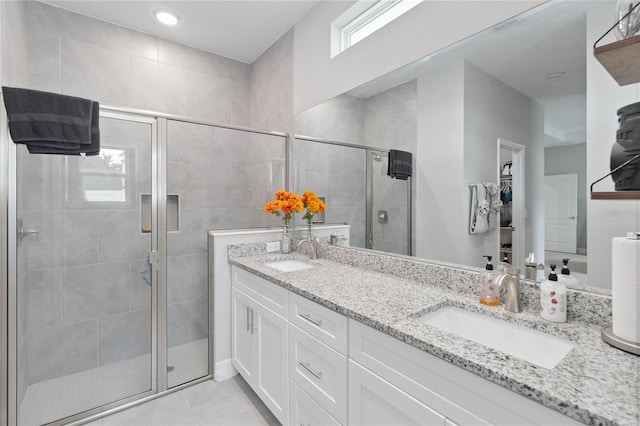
348, 360, 446, 426
255, 303, 289, 425
544, 174, 578, 253
231, 288, 256, 383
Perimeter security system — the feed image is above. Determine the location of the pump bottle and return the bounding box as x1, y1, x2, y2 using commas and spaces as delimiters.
558, 258, 579, 287
480, 256, 500, 306
540, 264, 567, 323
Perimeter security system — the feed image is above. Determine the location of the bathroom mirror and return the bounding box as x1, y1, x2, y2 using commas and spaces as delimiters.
294, 1, 624, 291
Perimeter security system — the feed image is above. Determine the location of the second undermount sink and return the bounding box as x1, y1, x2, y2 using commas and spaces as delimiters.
265, 259, 314, 273
417, 306, 574, 368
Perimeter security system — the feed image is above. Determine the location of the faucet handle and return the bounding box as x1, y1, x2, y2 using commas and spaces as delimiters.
501, 263, 520, 276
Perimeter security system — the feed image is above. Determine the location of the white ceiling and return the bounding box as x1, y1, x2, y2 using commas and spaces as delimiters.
43, 0, 320, 64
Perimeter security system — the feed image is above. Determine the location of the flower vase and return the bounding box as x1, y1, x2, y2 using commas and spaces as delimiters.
306, 221, 313, 240
281, 223, 291, 254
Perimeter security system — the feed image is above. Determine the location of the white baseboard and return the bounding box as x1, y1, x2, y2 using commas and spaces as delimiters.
214, 359, 238, 382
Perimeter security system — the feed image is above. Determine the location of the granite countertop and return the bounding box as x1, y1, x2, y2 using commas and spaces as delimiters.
228, 251, 639, 426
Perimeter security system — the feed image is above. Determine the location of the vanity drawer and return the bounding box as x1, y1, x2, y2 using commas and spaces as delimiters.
232, 266, 288, 318
289, 323, 347, 424
289, 291, 348, 354
290, 380, 342, 426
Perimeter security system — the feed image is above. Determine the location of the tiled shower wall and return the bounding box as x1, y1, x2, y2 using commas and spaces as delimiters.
12, 0, 294, 403
25, 1, 250, 125
294, 81, 417, 253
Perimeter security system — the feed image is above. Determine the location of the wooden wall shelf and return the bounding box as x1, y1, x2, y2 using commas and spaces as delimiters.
591, 191, 640, 200
594, 34, 640, 86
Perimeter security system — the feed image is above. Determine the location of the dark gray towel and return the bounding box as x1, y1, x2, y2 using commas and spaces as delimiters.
26, 102, 100, 156
388, 149, 412, 180
2, 87, 100, 156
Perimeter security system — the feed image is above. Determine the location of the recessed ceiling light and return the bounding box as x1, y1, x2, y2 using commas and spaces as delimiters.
546, 72, 566, 80
156, 10, 179, 26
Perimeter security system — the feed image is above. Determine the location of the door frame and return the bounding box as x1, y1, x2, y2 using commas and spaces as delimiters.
497, 139, 526, 271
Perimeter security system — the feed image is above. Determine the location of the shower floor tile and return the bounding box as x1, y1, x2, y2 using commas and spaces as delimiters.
18, 339, 210, 426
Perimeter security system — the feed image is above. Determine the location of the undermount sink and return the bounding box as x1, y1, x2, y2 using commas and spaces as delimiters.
265, 259, 314, 272
417, 306, 574, 368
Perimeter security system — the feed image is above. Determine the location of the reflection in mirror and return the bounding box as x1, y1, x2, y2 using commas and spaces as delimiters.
294, 1, 612, 289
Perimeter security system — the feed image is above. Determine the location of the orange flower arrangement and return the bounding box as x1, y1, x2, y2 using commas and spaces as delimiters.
264, 190, 303, 224
301, 191, 326, 223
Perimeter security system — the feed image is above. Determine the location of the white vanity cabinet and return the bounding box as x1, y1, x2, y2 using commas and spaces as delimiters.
231, 268, 289, 425
231, 265, 582, 426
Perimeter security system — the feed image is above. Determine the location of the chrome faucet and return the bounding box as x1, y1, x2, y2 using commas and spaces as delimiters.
495, 264, 523, 313
330, 231, 346, 246
298, 237, 318, 260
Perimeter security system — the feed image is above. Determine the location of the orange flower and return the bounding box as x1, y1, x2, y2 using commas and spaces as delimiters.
264, 190, 303, 222
301, 190, 326, 222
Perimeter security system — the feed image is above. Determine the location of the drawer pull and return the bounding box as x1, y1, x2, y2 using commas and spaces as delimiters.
299, 361, 323, 379
299, 312, 323, 326
246, 306, 251, 331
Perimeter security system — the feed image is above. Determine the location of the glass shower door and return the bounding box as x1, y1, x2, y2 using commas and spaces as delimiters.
14, 114, 156, 425
165, 119, 287, 388
370, 151, 410, 255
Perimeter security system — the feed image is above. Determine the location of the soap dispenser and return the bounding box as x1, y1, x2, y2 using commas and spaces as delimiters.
480, 256, 500, 306
540, 264, 567, 323
558, 258, 579, 287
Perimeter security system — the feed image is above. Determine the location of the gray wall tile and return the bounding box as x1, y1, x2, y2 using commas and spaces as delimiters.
19, 150, 64, 211
27, 30, 60, 92
185, 70, 232, 123
130, 259, 151, 311
27, 319, 97, 383
27, 1, 97, 45
167, 121, 213, 164
211, 54, 249, 83
61, 38, 130, 105
159, 39, 210, 73
62, 210, 99, 266
62, 262, 131, 323
22, 210, 63, 270
231, 81, 250, 126
130, 57, 186, 115
168, 255, 186, 304
27, 268, 62, 330
168, 300, 207, 347
98, 210, 151, 263
98, 309, 151, 366
101, 117, 153, 160
98, 21, 158, 61
185, 254, 207, 301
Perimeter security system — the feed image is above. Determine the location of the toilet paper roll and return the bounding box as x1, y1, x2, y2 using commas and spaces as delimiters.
611, 235, 640, 343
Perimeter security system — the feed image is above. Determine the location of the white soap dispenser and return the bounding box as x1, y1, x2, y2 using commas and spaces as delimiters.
540, 264, 567, 323
558, 258, 580, 287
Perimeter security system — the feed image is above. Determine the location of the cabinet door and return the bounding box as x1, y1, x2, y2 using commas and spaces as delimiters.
290, 380, 341, 426
255, 303, 289, 425
231, 288, 256, 384
349, 360, 446, 426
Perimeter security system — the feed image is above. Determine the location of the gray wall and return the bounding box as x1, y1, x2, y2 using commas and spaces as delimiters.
417, 60, 545, 269
545, 143, 587, 253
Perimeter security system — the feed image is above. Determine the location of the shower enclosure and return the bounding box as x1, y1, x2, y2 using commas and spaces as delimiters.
2, 107, 287, 425
294, 136, 411, 255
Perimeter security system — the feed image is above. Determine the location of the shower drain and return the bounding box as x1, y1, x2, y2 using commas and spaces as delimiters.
167, 366, 175, 372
